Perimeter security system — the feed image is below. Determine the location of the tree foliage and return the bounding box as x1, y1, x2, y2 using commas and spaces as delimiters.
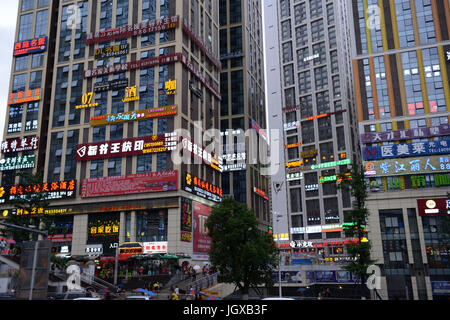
337, 164, 375, 297
206, 197, 278, 299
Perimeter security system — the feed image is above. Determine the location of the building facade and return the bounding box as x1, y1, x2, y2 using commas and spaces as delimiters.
266, 0, 360, 264
1, 0, 224, 265
351, 0, 450, 299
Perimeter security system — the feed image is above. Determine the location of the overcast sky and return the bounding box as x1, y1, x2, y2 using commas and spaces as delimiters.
0, 1, 19, 142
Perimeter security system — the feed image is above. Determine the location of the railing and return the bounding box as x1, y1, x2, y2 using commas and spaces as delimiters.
185, 272, 219, 293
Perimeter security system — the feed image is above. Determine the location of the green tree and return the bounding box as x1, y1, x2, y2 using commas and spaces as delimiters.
337, 164, 375, 299
206, 197, 278, 300
1, 171, 51, 247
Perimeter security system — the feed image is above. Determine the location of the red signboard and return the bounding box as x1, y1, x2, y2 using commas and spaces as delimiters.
1, 137, 39, 154
8, 88, 41, 105
81, 171, 178, 198
85, 16, 179, 45
48, 234, 73, 243
75, 133, 177, 161
417, 198, 450, 217
83, 53, 180, 78
193, 202, 212, 254
14, 37, 47, 56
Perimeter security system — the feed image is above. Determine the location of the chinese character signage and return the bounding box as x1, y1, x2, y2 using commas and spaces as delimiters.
93, 78, 129, 93
363, 139, 450, 160
143, 242, 168, 254
87, 212, 120, 256
164, 79, 177, 95
1, 137, 39, 154
364, 155, 450, 177
417, 198, 450, 217
85, 16, 179, 45
180, 197, 192, 242
253, 187, 269, 200
76, 133, 177, 161
181, 137, 222, 172
8, 88, 41, 105
311, 158, 351, 170
301, 149, 318, 158
13, 36, 47, 56
94, 43, 129, 59
284, 121, 300, 131
90, 105, 177, 126
122, 86, 139, 102
0, 155, 35, 171
0, 180, 76, 204
83, 53, 181, 78
361, 124, 450, 143
183, 172, 222, 203
81, 171, 178, 198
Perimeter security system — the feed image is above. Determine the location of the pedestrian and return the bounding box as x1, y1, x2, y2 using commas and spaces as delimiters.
171, 292, 179, 300
174, 285, 179, 295
202, 266, 206, 276
189, 285, 195, 299
326, 288, 331, 298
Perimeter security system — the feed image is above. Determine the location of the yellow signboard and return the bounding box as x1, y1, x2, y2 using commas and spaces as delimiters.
122, 86, 140, 102
75, 92, 99, 109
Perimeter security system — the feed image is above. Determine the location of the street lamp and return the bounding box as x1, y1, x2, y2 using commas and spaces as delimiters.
274, 213, 283, 298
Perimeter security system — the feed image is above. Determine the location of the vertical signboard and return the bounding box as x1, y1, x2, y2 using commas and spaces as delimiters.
193, 202, 212, 260
180, 197, 193, 242
87, 212, 120, 256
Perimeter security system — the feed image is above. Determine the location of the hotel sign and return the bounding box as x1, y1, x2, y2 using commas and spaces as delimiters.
94, 43, 129, 59
363, 139, 450, 160
14, 36, 47, 56
360, 124, 450, 143
8, 88, 41, 105
85, 16, 179, 45
81, 171, 178, 198
76, 133, 178, 161
364, 155, 450, 177
0, 180, 76, 204
90, 105, 177, 126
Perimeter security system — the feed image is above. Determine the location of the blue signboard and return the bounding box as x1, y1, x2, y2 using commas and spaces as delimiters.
431, 281, 450, 295
363, 139, 450, 161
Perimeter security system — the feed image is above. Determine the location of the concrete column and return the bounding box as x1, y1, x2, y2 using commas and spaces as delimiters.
72, 214, 88, 256
130, 210, 136, 242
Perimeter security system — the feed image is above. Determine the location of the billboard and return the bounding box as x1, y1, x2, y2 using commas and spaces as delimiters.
90, 105, 177, 126
76, 133, 177, 161
94, 43, 129, 59
193, 202, 212, 254
143, 242, 168, 254
8, 88, 41, 105
0, 155, 35, 171
81, 171, 178, 198
85, 16, 179, 45
87, 212, 120, 256
93, 78, 128, 93
183, 172, 222, 203
362, 139, 450, 160
1, 136, 39, 154
364, 155, 450, 177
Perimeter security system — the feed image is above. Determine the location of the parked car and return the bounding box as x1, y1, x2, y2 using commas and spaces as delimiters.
125, 295, 152, 300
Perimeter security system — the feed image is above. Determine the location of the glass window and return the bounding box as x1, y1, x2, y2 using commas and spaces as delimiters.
18, 13, 33, 41
21, 0, 34, 11
35, 9, 49, 37
15, 56, 29, 71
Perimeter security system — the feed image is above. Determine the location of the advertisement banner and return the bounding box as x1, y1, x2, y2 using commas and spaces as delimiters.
183, 172, 222, 203
364, 155, 450, 177
48, 234, 73, 244
81, 171, 178, 198
90, 105, 177, 126
360, 124, 450, 143
180, 198, 192, 242
1, 136, 39, 154
14, 36, 47, 56
76, 133, 177, 161
252, 120, 268, 144
336, 270, 355, 283
193, 202, 212, 254
314, 271, 337, 283
363, 139, 450, 160
87, 212, 120, 256
85, 16, 179, 45
83, 53, 181, 78
271, 271, 303, 283
143, 242, 168, 254
431, 281, 450, 295
417, 198, 450, 217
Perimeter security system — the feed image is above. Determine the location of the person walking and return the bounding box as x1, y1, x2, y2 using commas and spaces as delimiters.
174, 285, 180, 295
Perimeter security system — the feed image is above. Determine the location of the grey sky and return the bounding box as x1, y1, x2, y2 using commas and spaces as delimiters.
0, 1, 19, 142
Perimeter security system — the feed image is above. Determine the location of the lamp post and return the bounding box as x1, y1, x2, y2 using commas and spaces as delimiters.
273, 213, 283, 298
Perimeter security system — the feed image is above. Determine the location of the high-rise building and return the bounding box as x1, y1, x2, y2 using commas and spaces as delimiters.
350, 0, 450, 300
1, 0, 224, 268
218, 0, 270, 229
265, 0, 360, 266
